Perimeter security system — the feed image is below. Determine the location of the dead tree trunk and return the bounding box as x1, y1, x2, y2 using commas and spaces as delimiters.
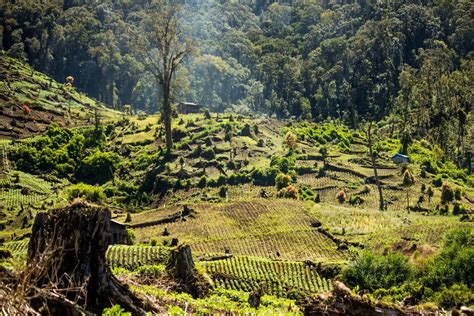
27, 201, 153, 315
367, 123, 385, 211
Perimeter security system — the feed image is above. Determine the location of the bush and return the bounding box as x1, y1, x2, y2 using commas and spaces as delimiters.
275, 173, 292, 190
127, 229, 136, 244
78, 150, 120, 184
441, 182, 454, 204
201, 147, 216, 160
102, 305, 131, 316
336, 190, 347, 204
342, 251, 412, 291
434, 283, 474, 308
349, 195, 364, 206
197, 176, 208, 188
135, 264, 165, 279
219, 186, 228, 198
271, 155, 295, 173
423, 228, 474, 290
149, 237, 158, 246
277, 185, 299, 199
454, 187, 462, 200
251, 167, 279, 186
452, 202, 465, 215
67, 183, 105, 202
0, 247, 12, 259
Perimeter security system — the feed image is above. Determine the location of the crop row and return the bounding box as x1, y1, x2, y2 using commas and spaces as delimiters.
203, 256, 332, 297
0, 189, 45, 209
106, 245, 170, 270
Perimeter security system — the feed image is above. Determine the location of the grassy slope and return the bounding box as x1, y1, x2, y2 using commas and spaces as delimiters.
0, 53, 121, 139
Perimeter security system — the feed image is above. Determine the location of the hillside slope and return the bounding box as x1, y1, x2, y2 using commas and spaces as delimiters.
0, 53, 120, 139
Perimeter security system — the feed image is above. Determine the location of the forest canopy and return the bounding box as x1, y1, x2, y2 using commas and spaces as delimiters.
1, 0, 473, 167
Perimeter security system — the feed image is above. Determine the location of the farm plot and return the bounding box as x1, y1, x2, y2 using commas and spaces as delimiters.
203, 256, 332, 297
0, 189, 46, 209
106, 245, 170, 270
133, 199, 347, 263
310, 204, 474, 249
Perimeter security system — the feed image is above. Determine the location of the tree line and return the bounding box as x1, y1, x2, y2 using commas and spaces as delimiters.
1, 0, 472, 166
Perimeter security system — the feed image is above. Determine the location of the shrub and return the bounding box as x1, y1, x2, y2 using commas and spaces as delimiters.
67, 183, 105, 202
219, 186, 228, 198
202, 147, 216, 160
251, 167, 279, 186
217, 175, 227, 186
284, 132, 298, 151
314, 194, 321, 203
78, 150, 120, 184
441, 182, 454, 204
149, 237, 158, 246
197, 176, 208, 188
336, 190, 347, 204
127, 229, 136, 244
423, 228, 474, 290
135, 264, 165, 279
349, 195, 364, 206
0, 247, 12, 259
228, 172, 249, 185
270, 155, 295, 173
434, 283, 474, 308
299, 185, 315, 201
278, 185, 299, 199
102, 305, 131, 316
452, 202, 465, 215
275, 173, 292, 190
454, 187, 462, 200
342, 251, 412, 291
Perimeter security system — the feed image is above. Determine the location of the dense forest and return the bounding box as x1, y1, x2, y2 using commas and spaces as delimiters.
1, 0, 473, 165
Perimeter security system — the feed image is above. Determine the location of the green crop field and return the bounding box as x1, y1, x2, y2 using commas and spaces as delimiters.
203, 256, 332, 296
132, 199, 347, 263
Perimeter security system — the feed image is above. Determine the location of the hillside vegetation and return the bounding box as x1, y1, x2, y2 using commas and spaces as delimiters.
2, 105, 473, 313
0, 53, 120, 139
0, 0, 473, 314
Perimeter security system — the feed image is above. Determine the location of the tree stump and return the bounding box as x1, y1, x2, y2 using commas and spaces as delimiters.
167, 244, 210, 298
27, 201, 151, 315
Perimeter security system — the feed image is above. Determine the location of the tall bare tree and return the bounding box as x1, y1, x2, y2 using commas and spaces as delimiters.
131, 1, 195, 155
367, 122, 385, 211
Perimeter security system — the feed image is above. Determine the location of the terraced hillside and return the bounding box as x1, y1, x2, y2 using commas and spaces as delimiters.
128, 199, 347, 263
2, 110, 473, 303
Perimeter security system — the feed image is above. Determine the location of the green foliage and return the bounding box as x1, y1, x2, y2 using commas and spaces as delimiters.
275, 173, 292, 190
434, 284, 474, 308
441, 182, 454, 204
277, 185, 299, 200
423, 228, 473, 290
135, 264, 165, 279
127, 229, 136, 245
198, 176, 208, 188
342, 251, 412, 291
102, 305, 131, 316
67, 183, 105, 202
270, 155, 296, 174
78, 150, 120, 184
348, 229, 474, 308
250, 167, 279, 186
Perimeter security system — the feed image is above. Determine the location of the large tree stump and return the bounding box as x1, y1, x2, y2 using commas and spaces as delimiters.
27, 201, 151, 315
